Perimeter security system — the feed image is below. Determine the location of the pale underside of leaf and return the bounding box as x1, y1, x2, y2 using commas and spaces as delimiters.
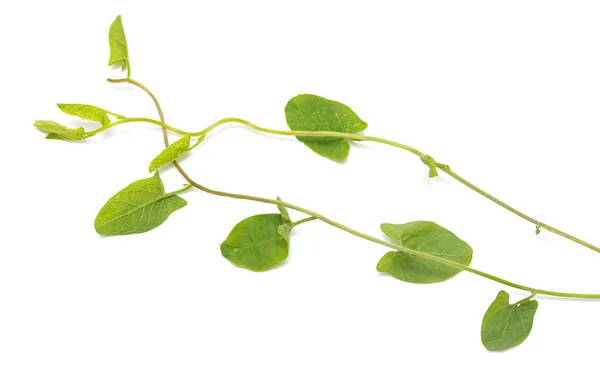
220, 214, 289, 272
285, 94, 367, 162
108, 15, 129, 72
481, 291, 538, 351
277, 223, 293, 243
34, 120, 85, 141
148, 135, 192, 172
57, 104, 113, 126
276, 197, 291, 222
377, 221, 473, 283
94, 172, 187, 235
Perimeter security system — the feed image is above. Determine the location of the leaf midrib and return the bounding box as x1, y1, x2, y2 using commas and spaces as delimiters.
96, 190, 175, 229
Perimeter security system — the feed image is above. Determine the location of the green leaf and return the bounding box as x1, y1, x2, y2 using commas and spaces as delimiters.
285, 94, 368, 162
481, 291, 538, 351
57, 103, 123, 126
108, 15, 129, 73
34, 120, 85, 141
220, 214, 290, 272
148, 135, 203, 172
94, 172, 187, 235
377, 221, 473, 283
276, 197, 291, 222
277, 223, 293, 243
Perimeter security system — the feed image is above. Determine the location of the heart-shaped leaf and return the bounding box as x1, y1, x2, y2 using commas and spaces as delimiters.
220, 213, 290, 271
377, 221, 473, 283
481, 291, 538, 351
34, 120, 85, 141
94, 172, 188, 235
285, 94, 367, 162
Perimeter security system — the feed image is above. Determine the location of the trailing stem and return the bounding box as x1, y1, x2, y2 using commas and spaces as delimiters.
108, 77, 600, 300
105, 77, 600, 254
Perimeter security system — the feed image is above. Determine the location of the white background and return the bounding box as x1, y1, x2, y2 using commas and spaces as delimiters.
2, 1, 600, 390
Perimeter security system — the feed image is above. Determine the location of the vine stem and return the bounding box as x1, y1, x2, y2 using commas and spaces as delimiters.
107, 77, 600, 299
516, 291, 538, 305
290, 216, 317, 228
105, 78, 600, 254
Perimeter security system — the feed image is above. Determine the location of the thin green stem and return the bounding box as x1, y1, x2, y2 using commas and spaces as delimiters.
84, 117, 189, 137
114, 77, 600, 300
195, 117, 425, 156
190, 135, 205, 149
290, 216, 317, 228
168, 184, 193, 196
516, 291, 538, 305
438, 167, 600, 253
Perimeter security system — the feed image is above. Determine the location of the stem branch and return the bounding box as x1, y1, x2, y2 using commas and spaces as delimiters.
290, 216, 317, 228
110, 77, 600, 300
93, 92, 600, 255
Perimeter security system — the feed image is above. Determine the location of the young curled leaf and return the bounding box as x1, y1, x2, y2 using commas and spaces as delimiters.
220, 214, 290, 272
34, 120, 85, 141
57, 103, 123, 126
377, 221, 473, 283
276, 197, 291, 222
481, 291, 538, 351
148, 135, 203, 172
94, 172, 188, 235
285, 94, 367, 162
420, 155, 439, 178
108, 15, 130, 74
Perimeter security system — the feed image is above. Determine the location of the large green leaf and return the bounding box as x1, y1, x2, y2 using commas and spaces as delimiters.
34, 120, 85, 141
148, 135, 204, 172
481, 291, 538, 351
285, 94, 367, 162
94, 172, 187, 235
220, 214, 290, 272
377, 221, 473, 283
108, 15, 130, 73
57, 103, 123, 126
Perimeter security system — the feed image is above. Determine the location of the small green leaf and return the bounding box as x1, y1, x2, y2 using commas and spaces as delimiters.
108, 15, 130, 73
148, 135, 201, 172
481, 291, 538, 351
285, 94, 368, 162
34, 120, 85, 141
377, 221, 473, 283
94, 172, 187, 235
220, 214, 290, 271
57, 104, 123, 126
535, 225, 541, 235
276, 197, 291, 222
